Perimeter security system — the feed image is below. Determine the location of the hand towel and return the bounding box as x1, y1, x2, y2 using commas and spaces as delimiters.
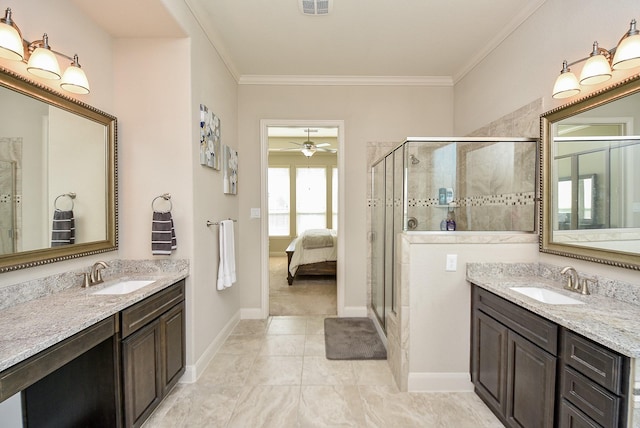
151, 211, 177, 255
51, 209, 75, 247
217, 219, 236, 290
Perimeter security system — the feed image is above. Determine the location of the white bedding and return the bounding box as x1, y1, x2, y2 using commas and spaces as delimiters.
288, 229, 337, 276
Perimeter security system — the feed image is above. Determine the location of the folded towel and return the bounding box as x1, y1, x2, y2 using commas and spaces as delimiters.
51, 209, 75, 247
217, 219, 236, 290
302, 229, 334, 249
151, 211, 177, 255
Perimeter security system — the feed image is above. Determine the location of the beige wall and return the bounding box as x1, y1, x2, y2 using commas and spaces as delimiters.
238, 85, 454, 311
455, 0, 640, 285
0, 0, 117, 286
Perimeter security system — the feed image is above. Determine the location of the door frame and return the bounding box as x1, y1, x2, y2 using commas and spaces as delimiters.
260, 119, 345, 317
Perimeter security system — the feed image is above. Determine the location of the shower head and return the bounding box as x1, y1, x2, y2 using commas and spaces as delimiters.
409, 154, 420, 165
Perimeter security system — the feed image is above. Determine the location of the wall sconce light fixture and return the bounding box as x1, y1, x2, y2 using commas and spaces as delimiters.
552, 19, 640, 99
0, 7, 90, 94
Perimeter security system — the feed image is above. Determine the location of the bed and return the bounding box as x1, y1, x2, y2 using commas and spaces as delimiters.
285, 229, 337, 285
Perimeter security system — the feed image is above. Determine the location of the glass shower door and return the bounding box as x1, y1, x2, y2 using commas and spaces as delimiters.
371, 160, 385, 327
0, 159, 16, 254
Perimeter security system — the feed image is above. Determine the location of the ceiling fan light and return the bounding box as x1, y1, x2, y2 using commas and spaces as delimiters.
301, 144, 316, 157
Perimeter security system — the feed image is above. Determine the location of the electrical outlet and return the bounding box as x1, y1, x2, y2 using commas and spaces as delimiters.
445, 254, 457, 272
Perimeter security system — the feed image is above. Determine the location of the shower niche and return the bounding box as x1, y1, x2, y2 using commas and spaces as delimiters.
370, 137, 537, 330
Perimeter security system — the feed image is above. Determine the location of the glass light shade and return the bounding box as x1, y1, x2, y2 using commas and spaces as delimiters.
301, 144, 316, 157
60, 63, 90, 94
27, 47, 61, 79
0, 21, 23, 60
612, 33, 640, 70
579, 54, 612, 85
552, 68, 580, 99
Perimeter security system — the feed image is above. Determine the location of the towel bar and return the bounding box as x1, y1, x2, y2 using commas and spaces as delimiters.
206, 219, 237, 227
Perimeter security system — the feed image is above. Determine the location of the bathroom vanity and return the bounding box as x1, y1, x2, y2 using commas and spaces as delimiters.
468, 263, 639, 428
0, 261, 188, 427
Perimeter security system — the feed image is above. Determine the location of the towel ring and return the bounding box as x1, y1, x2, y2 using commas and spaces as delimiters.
152, 193, 172, 213
54, 192, 76, 211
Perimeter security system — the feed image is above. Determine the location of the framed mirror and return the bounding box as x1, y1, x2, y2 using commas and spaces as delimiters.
0, 66, 117, 273
541, 74, 640, 270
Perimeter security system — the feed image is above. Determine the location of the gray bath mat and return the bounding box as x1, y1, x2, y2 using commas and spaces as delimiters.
324, 317, 387, 360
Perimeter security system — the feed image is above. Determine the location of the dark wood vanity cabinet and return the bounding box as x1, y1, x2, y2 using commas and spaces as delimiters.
559, 330, 629, 428
471, 284, 630, 428
472, 285, 558, 428
121, 280, 186, 428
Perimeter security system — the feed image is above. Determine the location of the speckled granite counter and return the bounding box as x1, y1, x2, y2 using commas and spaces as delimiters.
467, 262, 640, 358
0, 259, 189, 372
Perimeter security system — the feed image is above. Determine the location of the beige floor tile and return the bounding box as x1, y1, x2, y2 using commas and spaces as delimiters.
298, 385, 367, 427
226, 385, 300, 428
267, 316, 308, 335
351, 360, 396, 386
231, 319, 269, 335
218, 333, 264, 355
304, 334, 326, 356
247, 356, 304, 385
260, 334, 306, 356
302, 356, 356, 385
199, 353, 256, 386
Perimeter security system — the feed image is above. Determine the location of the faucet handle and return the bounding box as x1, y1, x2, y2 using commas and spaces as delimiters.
78, 272, 91, 288
578, 277, 596, 295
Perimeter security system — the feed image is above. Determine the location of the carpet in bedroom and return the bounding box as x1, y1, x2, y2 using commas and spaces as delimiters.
269, 256, 336, 316
324, 317, 387, 360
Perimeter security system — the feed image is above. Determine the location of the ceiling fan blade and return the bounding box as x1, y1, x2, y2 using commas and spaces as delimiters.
316, 142, 330, 147
317, 147, 337, 153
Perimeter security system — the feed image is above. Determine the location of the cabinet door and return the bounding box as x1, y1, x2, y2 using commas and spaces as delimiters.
472, 309, 508, 417
122, 320, 162, 428
160, 301, 186, 395
506, 331, 556, 428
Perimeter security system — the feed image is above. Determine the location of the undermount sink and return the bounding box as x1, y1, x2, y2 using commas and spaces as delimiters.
509, 287, 585, 305
91, 280, 156, 295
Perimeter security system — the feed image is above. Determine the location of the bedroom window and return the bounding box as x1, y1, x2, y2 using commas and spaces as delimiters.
268, 167, 290, 236
296, 167, 327, 234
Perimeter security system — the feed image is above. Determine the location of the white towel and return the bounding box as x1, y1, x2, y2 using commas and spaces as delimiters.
217, 220, 236, 290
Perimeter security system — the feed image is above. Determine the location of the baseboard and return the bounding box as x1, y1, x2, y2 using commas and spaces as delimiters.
407, 372, 474, 392
180, 310, 241, 383
341, 306, 368, 317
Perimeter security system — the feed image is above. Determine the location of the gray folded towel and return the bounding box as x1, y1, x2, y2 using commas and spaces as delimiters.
51, 209, 75, 247
152, 211, 177, 255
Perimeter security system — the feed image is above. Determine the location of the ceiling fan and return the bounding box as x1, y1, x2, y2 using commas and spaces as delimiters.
273, 128, 336, 157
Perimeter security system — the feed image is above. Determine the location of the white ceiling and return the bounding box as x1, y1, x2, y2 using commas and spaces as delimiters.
73, 0, 547, 83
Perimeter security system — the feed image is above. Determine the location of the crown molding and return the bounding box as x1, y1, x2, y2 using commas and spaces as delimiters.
238, 75, 453, 86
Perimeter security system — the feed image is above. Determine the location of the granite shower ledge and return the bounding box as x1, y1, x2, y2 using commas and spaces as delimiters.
0, 259, 189, 372
467, 266, 640, 358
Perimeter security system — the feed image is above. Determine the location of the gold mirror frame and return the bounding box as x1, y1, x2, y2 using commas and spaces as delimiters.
540, 73, 640, 270
0, 66, 117, 273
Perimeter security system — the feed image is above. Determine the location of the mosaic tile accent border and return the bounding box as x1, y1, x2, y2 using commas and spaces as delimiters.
404, 191, 536, 208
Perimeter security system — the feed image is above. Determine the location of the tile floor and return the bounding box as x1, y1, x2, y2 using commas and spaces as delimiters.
143, 316, 503, 428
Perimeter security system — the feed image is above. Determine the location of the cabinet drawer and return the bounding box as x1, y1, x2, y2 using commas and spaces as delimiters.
121, 280, 185, 338
562, 366, 620, 427
473, 286, 558, 354
559, 399, 601, 428
562, 330, 623, 394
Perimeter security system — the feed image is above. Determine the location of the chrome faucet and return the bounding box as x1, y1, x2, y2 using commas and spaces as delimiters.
560, 266, 578, 291
90, 261, 109, 285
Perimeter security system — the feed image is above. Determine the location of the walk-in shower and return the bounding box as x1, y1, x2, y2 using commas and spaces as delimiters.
370, 137, 537, 329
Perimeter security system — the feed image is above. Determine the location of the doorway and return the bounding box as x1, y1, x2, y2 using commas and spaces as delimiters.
260, 120, 345, 318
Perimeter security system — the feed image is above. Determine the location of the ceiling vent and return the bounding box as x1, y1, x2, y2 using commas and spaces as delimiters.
299, 0, 332, 16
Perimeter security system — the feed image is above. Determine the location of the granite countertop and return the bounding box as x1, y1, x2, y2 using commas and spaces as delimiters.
0, 265, 188, 373
467, 272, 640, 358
